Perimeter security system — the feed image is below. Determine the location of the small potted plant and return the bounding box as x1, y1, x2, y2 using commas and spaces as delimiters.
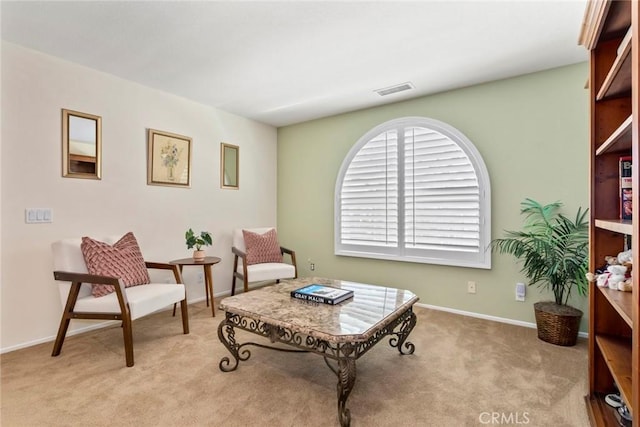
185, 228, 213, 261
491, 198, 589, 346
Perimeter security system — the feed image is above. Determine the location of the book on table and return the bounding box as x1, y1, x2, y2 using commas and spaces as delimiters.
290, 284, 354, 305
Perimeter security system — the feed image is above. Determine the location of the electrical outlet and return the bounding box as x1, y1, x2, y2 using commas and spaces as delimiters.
310, 263, 315, 271
467, 281, 477, 294
197, 273, 204, 284
516, 282, 526, 301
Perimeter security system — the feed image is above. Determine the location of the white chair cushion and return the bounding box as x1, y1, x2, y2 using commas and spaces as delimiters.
74, 283, 185, 320
246, 263, 296, 283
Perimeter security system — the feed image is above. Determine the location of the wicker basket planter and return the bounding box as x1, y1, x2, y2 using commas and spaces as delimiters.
534, 301, 582, 346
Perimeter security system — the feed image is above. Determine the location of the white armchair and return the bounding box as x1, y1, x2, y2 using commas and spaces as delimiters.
51, 234, 189, 367
231, 228, 297, 295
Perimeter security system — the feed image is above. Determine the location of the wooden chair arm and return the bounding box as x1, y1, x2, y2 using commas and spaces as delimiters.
280, 246, 295, 256
144, 261, 183, 283
53, 271, 120, 286
145, 261, 177, 270
53, 270, 130, 313
280, 247, 297, 277
232, 246, 246, 259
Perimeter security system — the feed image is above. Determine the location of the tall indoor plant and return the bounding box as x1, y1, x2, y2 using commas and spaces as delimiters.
491, 198, 589, 346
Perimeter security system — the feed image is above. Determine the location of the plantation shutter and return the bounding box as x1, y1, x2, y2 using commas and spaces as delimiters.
403, 127, 481, 253
340, 130, 398, 247
335, 117, 491, 269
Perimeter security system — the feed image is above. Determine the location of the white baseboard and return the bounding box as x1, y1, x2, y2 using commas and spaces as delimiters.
1, 320, 118, 354
415, 302, 589, 339
1, 296, 588, 354
0, 296, 208, 354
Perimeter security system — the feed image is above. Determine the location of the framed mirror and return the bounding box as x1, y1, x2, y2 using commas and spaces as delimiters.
221, 143, 239, 189
62, 109, 102, 179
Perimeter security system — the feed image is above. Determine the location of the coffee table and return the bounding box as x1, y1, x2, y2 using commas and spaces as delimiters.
217, 277, 419, 427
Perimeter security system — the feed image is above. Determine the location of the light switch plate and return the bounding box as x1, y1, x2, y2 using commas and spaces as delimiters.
25, 208, 53, 224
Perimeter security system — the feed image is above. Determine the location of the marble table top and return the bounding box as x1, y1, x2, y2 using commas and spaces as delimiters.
219, 277, 419, 343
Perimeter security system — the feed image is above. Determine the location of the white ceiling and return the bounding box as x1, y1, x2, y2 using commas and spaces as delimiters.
1, 1, 588, 127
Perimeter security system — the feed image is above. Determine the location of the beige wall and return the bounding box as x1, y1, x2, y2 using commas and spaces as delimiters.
277, 62, 590, 330
0, 42, 278, 352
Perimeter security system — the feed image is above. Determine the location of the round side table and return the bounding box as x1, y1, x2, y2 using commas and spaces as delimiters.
170, 256, 221, 317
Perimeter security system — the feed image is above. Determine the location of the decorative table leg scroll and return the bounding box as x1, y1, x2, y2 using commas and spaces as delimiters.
389, 309, 417, 355
337, 358, 356, 427
217, 315, 251, 372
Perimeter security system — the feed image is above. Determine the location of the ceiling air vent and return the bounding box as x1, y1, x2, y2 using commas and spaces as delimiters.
375, 82, 415, 96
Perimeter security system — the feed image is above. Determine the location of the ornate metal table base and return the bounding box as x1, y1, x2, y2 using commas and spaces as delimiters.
217, 307, 417, 426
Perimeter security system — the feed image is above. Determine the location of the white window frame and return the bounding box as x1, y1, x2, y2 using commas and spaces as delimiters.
334, 116, 491, 269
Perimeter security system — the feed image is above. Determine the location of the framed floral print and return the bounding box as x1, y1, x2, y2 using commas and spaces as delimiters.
147, 129, 192, 188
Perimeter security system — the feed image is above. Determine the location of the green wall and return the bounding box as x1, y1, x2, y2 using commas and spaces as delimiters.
277, 62, 589, 330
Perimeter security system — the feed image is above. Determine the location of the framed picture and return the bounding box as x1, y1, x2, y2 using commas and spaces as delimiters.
147, 129, 192, 187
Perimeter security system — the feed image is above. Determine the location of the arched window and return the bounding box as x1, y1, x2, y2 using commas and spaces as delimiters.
335, 117, 491, 269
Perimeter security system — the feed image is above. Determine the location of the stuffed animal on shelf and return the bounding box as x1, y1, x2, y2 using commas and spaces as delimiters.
618, 277, 633, 292
605, 264, 628, 290
587, 250, 633, 291
617, 249, 632, 265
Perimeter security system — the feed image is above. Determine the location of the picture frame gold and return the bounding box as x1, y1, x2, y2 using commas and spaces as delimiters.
62, 109, 102, 179
147, 129, 192, 188
220, 143, 239, 190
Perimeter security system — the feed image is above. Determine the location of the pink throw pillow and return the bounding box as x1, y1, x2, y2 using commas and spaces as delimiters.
243, 229, 283, 265
81, 232, 151, 297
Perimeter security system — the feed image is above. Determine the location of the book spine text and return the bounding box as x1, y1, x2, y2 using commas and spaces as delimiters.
291, 292, 337, 305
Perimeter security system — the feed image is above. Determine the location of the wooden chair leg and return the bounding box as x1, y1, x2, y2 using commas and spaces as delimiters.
172, 265, 185, 316
244, 277, 249, 293
122, 316, 134, 367
51, 316, 70, 357
52, 282, 82, 357
232, 254, 239, 296
180, 299, 190, 334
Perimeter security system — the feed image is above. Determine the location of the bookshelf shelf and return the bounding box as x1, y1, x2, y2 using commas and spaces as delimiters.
597, 285, 633, 327
595, 115, 633, 155
596, 335, 633, 407
596, 31, 632, 101
594, 219, 632, 235
584, 394, 620, 426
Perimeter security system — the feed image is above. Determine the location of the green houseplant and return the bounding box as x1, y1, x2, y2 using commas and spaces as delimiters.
185, 228, 213, 261
491, 198, 589, 346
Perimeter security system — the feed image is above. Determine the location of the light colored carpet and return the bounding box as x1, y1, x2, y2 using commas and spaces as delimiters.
1, 301, 589, 427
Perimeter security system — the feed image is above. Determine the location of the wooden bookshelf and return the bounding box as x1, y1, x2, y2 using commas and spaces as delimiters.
580, 1, 639, 425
